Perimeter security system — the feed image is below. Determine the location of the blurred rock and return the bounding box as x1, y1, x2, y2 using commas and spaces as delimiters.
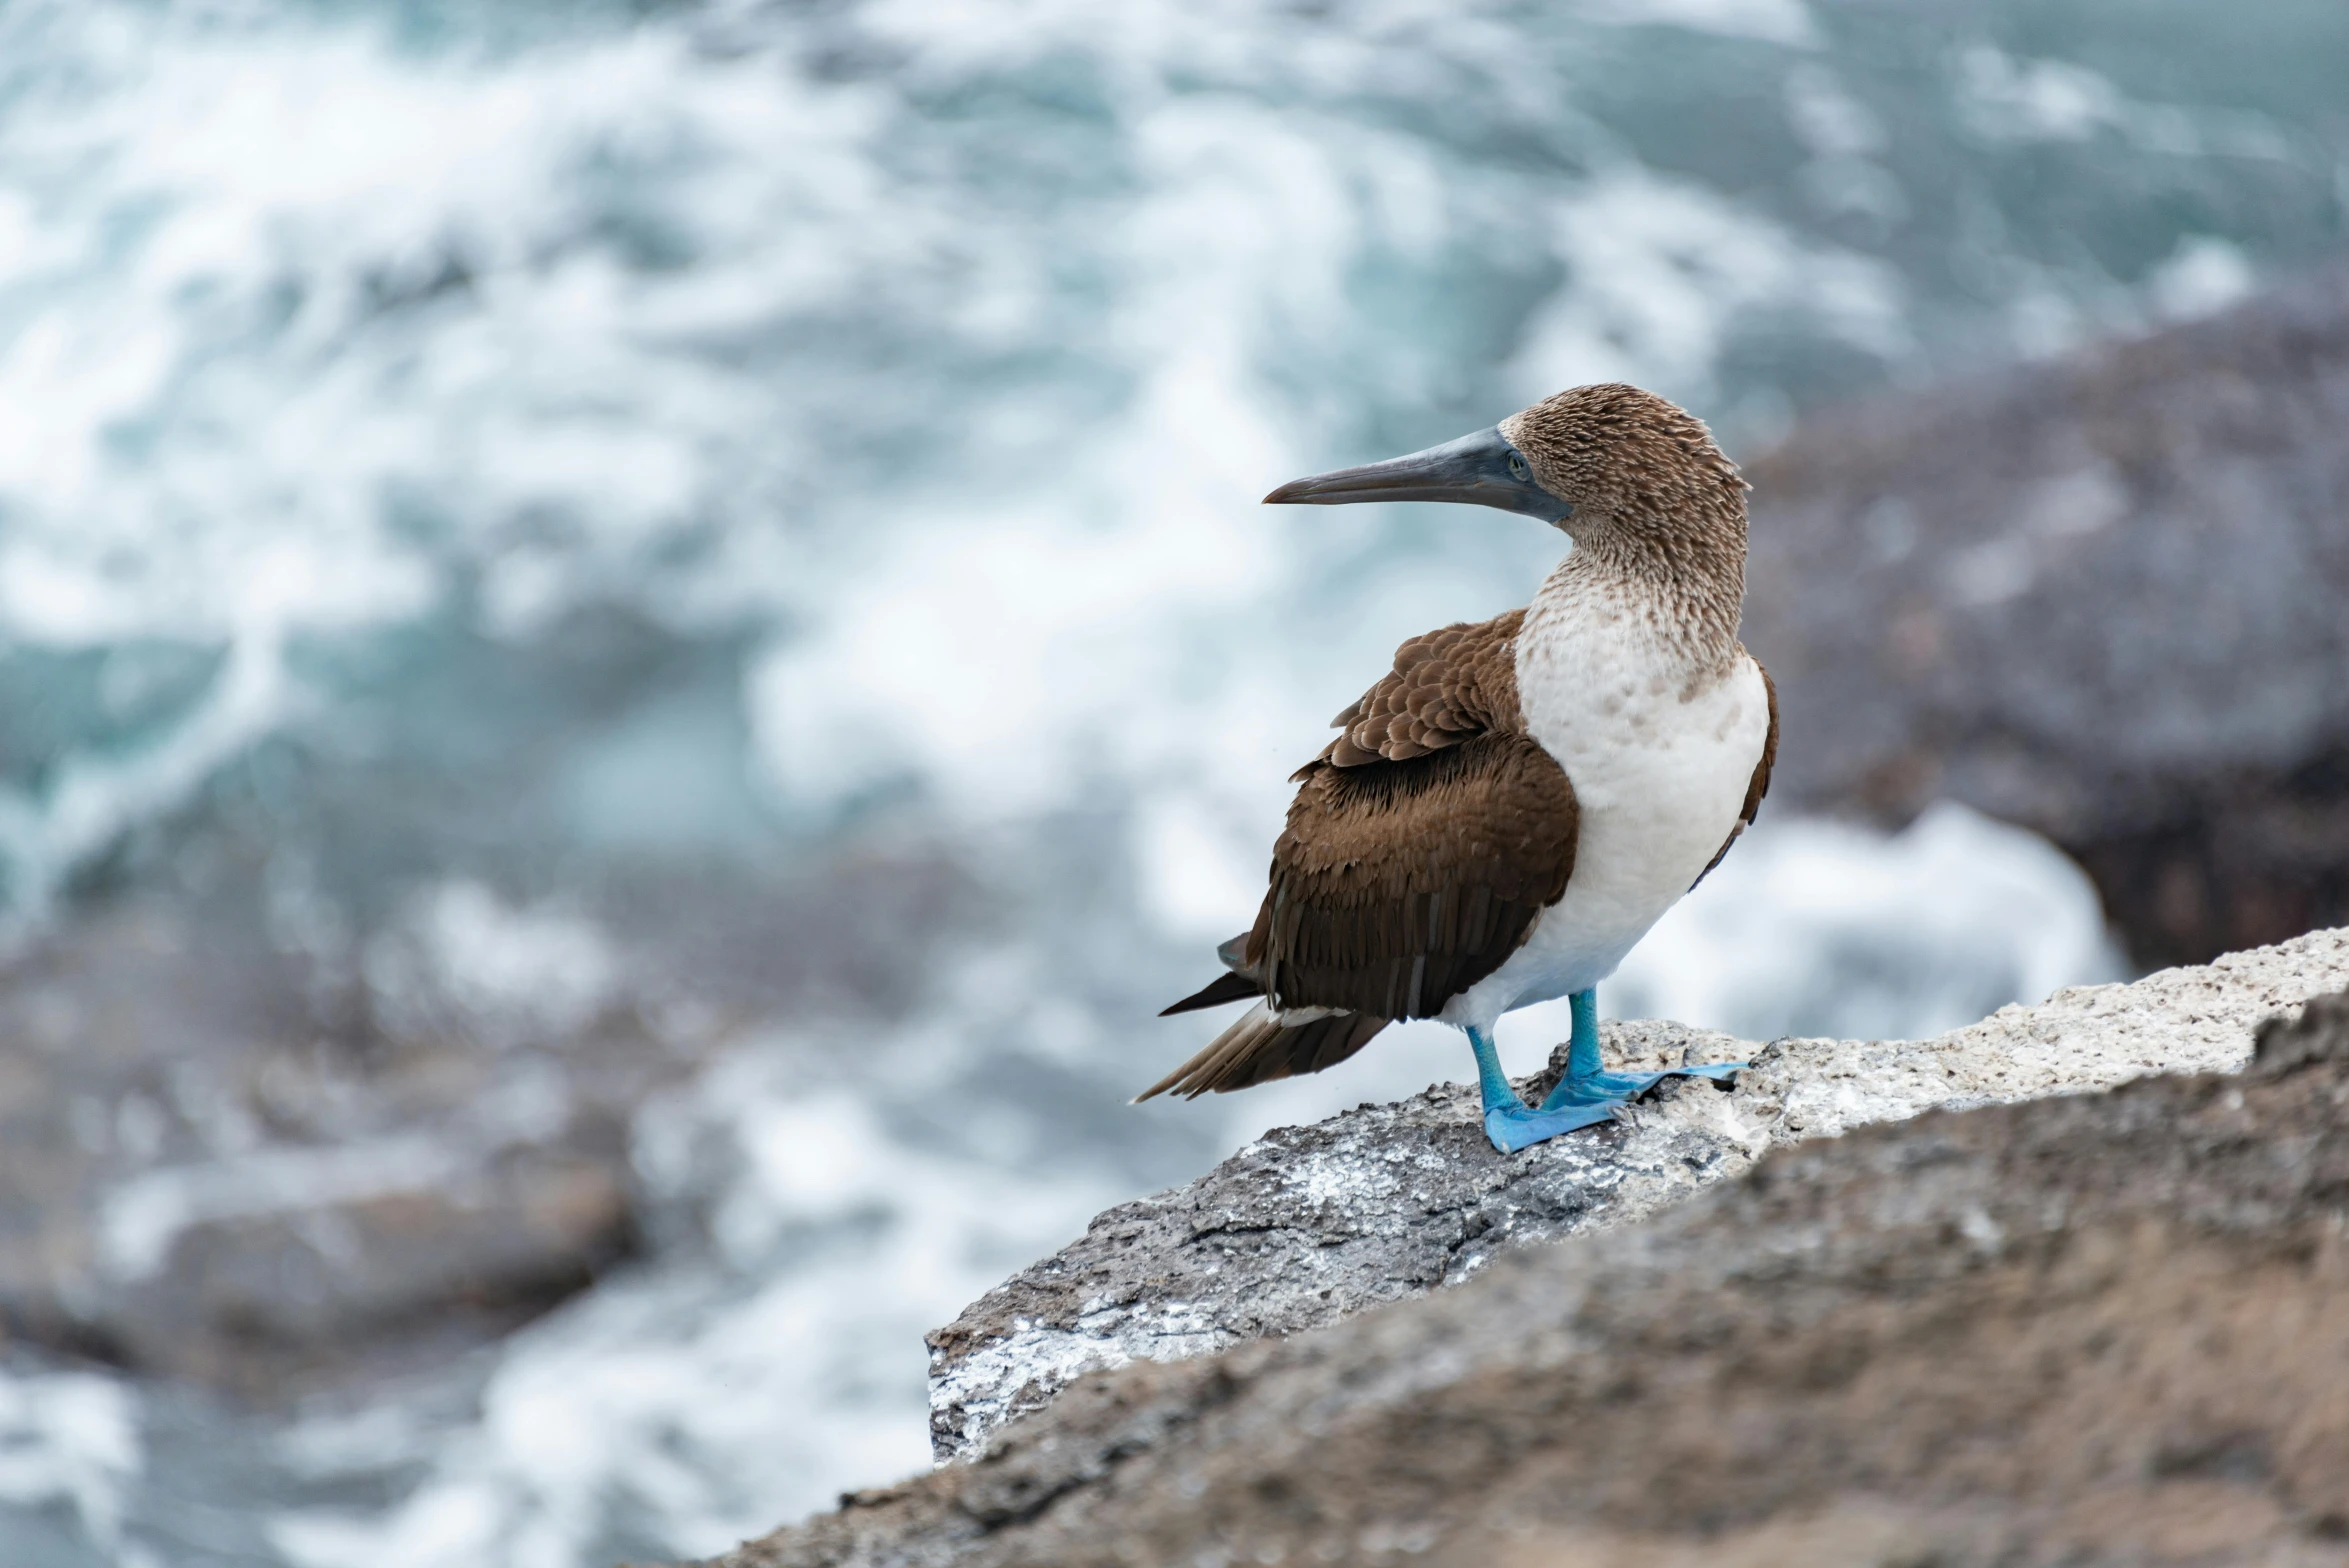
925, 926, 2349, 1463
1743, 264, 2349, 968
705, 963, 2349, 1568
0, 838, 983, 1400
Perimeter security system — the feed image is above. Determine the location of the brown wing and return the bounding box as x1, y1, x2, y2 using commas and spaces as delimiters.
1142, 731, 1579, 1098
1322, 609, 1526, 766
1257, 609, 1569, 1016
1145, 609, 1573, 1101
1691, 655, 1778, 889
1246, 732, 1578, 1018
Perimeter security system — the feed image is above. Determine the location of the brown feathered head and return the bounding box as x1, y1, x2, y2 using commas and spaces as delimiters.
1502, 383, 1744, 529
1263, 382, 1744, 544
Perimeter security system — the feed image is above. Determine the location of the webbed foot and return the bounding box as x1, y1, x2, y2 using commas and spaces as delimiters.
1537, 1059, 1744, 1113
1461, 995, 1746, 1156
1535, 990, 1743, 1118
1463, 1020, 1626, 1154
1482, 1096, 1620, 1153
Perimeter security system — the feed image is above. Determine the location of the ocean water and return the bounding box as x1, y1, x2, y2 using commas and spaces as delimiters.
0, 0, 2343, 1562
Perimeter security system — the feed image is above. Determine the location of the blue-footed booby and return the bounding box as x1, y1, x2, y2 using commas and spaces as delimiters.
1141, 383, 1777, 1154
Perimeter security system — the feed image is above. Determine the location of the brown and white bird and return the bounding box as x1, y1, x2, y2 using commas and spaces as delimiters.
1140, 383, 1777, 1152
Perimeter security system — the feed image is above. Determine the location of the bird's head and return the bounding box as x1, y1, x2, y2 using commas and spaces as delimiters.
1263, 383, 1745, 544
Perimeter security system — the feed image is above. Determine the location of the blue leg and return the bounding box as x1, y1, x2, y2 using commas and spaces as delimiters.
1470, 1023, 1621, 1154
1534, 988, 1745, 1116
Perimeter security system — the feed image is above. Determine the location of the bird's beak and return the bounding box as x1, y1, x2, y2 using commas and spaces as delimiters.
1263, 425, 1571, 523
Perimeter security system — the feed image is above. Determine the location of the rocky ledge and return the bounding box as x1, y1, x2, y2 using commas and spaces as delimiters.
704, 939, 2349, 1568
926, 927, 2349, 1461
714, 982, 2349, 1568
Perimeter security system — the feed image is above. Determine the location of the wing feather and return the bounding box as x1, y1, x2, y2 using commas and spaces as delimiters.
1249, 728, 1576, 1019
1319, 610, 1525, 769
1147, 609, 1576, 1100
1691, 654, 1779, 889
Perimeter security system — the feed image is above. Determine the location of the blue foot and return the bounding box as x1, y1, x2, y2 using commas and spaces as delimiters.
1534, 990, 1745, 1117
1463, 1017, 1624, 1154
1483, 1096, 1621, 1153
1463, 995, 1746, 1156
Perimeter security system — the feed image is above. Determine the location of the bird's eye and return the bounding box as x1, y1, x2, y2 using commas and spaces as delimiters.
1507, 451, 1531, 482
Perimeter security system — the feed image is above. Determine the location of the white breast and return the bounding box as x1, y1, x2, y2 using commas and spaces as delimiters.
1438, 574, 1769, 1032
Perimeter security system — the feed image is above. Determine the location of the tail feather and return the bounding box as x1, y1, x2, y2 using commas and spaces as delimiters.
1158, 969, 1262, 1017
1135, 1004, 1389, 1101
1159, 930, 1264, 1017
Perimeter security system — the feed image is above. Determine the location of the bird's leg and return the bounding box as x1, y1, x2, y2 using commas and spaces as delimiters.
1471, 1024, 1620, 1154
1536, 989, 1745, 1115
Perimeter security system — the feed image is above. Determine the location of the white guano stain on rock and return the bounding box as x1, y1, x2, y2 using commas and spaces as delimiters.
926, 927, 2349, 1461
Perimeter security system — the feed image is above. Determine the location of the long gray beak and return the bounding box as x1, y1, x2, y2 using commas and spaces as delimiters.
1263, 425, 1571, 523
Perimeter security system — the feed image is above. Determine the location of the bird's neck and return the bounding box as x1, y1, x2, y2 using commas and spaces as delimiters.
1539, 517, 1746, 682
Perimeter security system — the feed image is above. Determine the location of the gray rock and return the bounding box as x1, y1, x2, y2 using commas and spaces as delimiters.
0, 838, 980, 1399
927, 926, 2349, 1461
712, 976, 2349, 1568
1742, 264, 2349, 968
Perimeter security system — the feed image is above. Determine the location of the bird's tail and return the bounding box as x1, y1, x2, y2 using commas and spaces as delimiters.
1158, 969, 1261, 1016
1159, 932, 1265, 1016
1134, 1004, 1389, 1101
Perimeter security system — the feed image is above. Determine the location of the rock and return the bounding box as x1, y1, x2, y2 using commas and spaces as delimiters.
705, 977, 2349, 1568
1742, 264, 2349, 969
0, 838, 980, 1400
0, 892, 651, 1396
926, 927, 2349, 1463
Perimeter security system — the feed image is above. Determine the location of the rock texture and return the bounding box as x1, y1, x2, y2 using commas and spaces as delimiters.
927, 928, 2349, 1462
0, 841, 977, 1398
1743, 264, 2349, 969
706, 978, 2349, 1568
